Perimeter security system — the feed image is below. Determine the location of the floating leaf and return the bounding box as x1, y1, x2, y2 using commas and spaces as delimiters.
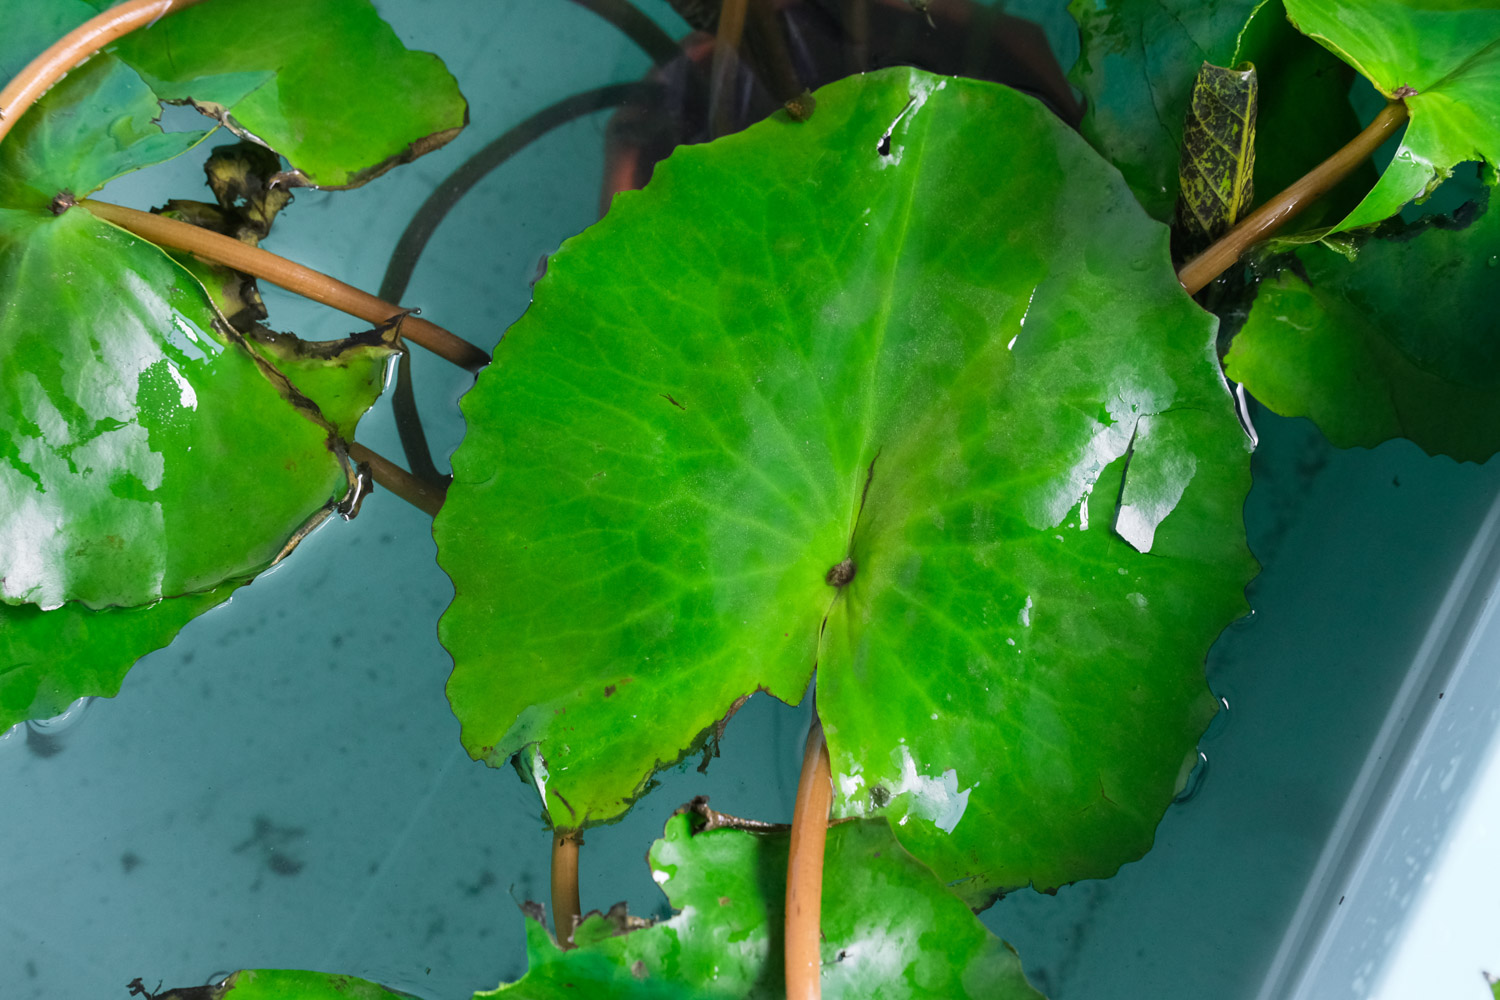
97, 0, 468, 189
1175, 62, 1257, 252
1225, 195, 1500, 461
0, 201, 350, 608
1071, 0, 1367, 226
140, 969, 421, 1000
485, 813, 1045, 999
1283, 0, 1500, 230
0, 586, 235, 732
437, 70, 1255, 902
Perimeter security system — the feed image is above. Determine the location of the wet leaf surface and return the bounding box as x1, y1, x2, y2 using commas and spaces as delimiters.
1225, 196, 1500, 462
0, 586, 235, 732
437, 69, 1256, 901
1071, 0, 1367, 227
97, 0, 468, 188
485, 813, 1045, 999
1175, 62, 1257, 251
0, 204, 348, 609
1283, 0, 1500, 230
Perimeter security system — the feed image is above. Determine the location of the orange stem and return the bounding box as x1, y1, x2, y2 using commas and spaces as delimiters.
551, 832, 583, 947
786, 717, 832, 1000
1178, 101, 1409, 294
347, 442, 445, 518
82, 199, 490, 372
0, 0, 211, 145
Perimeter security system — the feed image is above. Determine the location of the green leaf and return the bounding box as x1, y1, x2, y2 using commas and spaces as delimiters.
0, 53, 208, 211
485, 813, 1045, 999
1176, 61, 1258, 250
1070, 0, 1366, 226
0, 586, 235, 732
244, 324, 399, 441
1225, 196, 1500, 461
1283, 0, 1500, 230
437, 70, 1255, 902
98, 0, 469, 189
0, 206, 349, 608
143, 969, 422, 1000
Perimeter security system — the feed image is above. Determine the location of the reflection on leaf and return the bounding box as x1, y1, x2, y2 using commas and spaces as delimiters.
438, 69, 1256, 904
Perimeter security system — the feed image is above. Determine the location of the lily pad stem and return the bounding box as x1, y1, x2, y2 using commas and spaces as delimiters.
348, 443, 446, 518
82, 199, 491, 372
551, 832, 583, 948
786, 716, 831, 1000
1177, 100, 1409, 295
0, 0, 210, 144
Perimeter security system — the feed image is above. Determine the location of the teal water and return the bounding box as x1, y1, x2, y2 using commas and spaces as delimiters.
3, 2, 1499, 999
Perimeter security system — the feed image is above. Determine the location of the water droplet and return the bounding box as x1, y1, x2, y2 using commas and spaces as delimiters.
1488, 255, 1498, 268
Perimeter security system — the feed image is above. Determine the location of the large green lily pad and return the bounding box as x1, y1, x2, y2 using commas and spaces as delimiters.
1069, 0, 1368, 229
96, 0, 468, 189
1283, 0, 1500, 231
486, 812, 1045, 999
1225, 195, 1500, 461
437, 69, 1255, 902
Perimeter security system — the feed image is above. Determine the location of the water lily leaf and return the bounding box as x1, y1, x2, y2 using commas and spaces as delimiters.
0, 586, 235, 732
1071, 0, 1367, 227
138, 969, 421, 1000
1283, 0, 1500, 231
97, 0, 468, 189
1225, 195, 1500, 461
1175, 62, 1257, 252
437, 69, 1255, 901
485, 812, 1045, 999
0, 205, 349, 609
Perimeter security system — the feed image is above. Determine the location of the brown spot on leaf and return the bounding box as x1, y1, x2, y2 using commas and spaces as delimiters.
604, 685, 616, 697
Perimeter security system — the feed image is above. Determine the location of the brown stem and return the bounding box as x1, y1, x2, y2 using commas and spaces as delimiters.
1178, 101, 1410, 295
786, 717, 831, 1000
348, 442, 446, 518
0, 0, 210, 144
551, 832, 583, 948
81, 199, 491, 372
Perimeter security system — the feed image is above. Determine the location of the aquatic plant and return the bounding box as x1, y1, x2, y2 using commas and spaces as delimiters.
2, 0, 1496, 996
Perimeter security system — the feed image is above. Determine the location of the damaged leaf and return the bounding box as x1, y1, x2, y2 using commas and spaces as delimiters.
134, 968, 421, 1000
1070, 0, 1367, 227
437, 69, 1255, 903
484, 812, 1045, 999
1225, 194, 1500, 462
1283, 0, 1500, 231
1175, 61, 1257, 253
95, 0, 469, 188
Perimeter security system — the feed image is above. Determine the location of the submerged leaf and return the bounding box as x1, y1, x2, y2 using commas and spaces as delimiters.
0, 586, 236, 732
485, 813, 1045, 999
1282, 0, 1500, 230
1069, 0, 1362, 226
1175, 61, 1257, 252
97, 0, 468, 188
1225, 195, 1500, 461
438, 70, 1255, 902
